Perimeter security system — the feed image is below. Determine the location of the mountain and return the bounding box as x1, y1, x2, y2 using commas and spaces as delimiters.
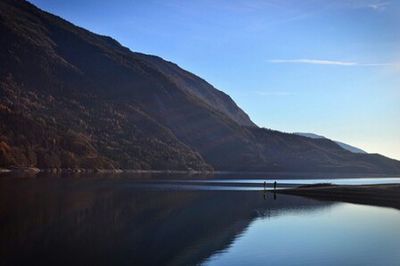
1, 0, 400, 174
295, 133, 367, 154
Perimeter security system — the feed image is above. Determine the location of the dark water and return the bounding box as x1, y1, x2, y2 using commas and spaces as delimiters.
0, 175, 399, 266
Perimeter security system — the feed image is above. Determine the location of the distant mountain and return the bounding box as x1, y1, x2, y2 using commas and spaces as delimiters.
295, 133, 367, 154
1, 0, 400, 174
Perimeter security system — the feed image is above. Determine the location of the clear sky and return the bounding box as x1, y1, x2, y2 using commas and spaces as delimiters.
30, 0, 400, 160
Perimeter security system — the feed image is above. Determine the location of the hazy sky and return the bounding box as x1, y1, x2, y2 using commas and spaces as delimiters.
30, 0, 400, 160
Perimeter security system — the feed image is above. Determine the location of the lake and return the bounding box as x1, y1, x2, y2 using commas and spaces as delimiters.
1, 174, 399, 265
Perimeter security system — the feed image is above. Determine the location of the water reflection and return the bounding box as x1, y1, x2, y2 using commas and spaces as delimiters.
205, 203, 400, 266
0, 176, 334, 266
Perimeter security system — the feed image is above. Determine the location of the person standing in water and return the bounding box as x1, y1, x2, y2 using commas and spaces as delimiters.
274, 181, 277, 190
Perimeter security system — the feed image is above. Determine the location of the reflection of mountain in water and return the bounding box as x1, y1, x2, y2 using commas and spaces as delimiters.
0, 177, 335, 266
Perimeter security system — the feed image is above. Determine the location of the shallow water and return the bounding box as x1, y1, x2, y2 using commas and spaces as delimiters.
138, 176, 400, 190
192, 177, 400, 185
0, 175, 399, 265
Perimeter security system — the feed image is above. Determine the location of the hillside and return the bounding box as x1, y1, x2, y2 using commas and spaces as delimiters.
295, 133, 367, 154
1, 0, 400, 174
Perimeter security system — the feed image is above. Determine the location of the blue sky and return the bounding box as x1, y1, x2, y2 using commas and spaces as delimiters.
30, 0, 400, 160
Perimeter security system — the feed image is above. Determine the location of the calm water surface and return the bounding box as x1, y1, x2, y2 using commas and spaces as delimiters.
189, 177, 400, 185
0, 174, 399, 265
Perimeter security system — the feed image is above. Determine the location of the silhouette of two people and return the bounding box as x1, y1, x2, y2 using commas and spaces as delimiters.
263, 180, 277, 200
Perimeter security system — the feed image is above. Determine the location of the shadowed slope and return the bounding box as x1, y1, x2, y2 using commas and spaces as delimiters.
1, 0, 400, 173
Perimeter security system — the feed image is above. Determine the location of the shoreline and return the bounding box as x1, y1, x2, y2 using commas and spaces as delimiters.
277, 184, 400, 210
1, 167, 400, 178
